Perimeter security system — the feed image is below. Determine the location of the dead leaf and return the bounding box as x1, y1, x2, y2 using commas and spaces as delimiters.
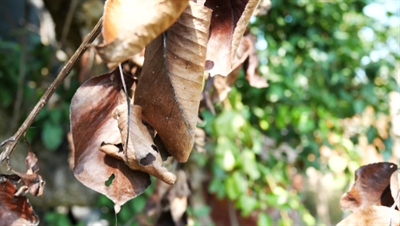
70, 69, 151, 211
155, 170, 190, 226
244, 33, 268, 88
336, 206, 400, 226
25, 151, 39, 175
20, 152, 45, 197
6, 152, 45, 197
99, 103, 176, 185
205, 0, 261, 76
211, 33, 268, 102
96, 0, 189, 65
391, 169, 400, 204
168, 170, 190, 224
134, 2, 212, 162
0, 180, 39, 226
340, 162, 398, 211
13, 174, 45, 197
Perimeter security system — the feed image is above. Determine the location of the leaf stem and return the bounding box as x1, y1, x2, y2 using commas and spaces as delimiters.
0, 17, 103, 164
118, 63, 130, 152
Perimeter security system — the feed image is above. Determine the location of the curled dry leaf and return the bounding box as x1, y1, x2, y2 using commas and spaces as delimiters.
340, 162, 398, 212
8, 151, 45, 197
244, 33, 268, 88
336, 205, 400, 226
70, 69, 151, 211
168, 170, 190, 224
25, 151, 39, 175
155, 170, 190, 226
205, 0, 261, 76
100, 103, 176, 185
0, 180, 39, 226
212, 33, 268, 103
391, 169, 400, 204
134, 2, 212, 162
96, 0, 189, 65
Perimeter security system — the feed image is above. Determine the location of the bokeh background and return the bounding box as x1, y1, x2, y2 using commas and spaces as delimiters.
0, 0, 399, 225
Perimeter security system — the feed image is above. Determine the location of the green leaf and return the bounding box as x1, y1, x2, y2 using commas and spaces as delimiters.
242, 150, 261, 180
237, 195, 258, 216
130, 195, 146, 212
257, 212, 273, 226
225, 175, 238, 200
45, 212, 72, 226
49, 108, 63, 123
42, 121, 63, 151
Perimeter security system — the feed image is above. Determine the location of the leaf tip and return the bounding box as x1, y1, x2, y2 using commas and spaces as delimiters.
114, 204, 121, 214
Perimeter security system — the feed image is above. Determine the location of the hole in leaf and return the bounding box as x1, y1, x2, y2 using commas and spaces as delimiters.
151, 144, 158, 152
115, 143, 124, 152
139, 154, 156, 166
105, 174, 115, 187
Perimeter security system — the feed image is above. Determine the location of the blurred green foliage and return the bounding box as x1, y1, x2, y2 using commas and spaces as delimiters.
200, 0, 399, 225
0, 0, 399, 225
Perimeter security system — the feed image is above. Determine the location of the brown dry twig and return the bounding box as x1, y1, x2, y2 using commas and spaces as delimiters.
0, 17, 103, 164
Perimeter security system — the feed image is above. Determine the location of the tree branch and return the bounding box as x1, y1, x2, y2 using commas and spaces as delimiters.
0, 17, 103, 164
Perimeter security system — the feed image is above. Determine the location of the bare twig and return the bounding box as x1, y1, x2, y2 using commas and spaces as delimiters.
0, 17, 103, 164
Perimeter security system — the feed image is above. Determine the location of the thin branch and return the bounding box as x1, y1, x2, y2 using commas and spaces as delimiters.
0, 17, 103, 164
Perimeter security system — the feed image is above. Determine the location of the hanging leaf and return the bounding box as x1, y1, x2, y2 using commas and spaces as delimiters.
212, 32, 268, 103
243, 33, 268, 88
25, 151, 39, 175
340, 162, 398, 211
134, 2, 212, 162
336, 206, 400, 226
70, 70, 151, 212
100, 103, 176, 185
6, 151, 45, 197
96, 0, 189, 65
155, 170, 190, 225
204, 0, 261, 76
0, 180, 39, 226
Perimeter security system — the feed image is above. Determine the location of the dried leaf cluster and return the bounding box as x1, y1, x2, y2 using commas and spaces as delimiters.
338, 162, 400, 225
70, 0, 267, 211
0, 151, 45, 226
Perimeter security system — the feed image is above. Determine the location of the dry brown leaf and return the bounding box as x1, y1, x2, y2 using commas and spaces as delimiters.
211, 33, 267, 103
155, 170, 190, 226
212, 33, 252, 103
205, 0, 260, 76
244, 33, 268, 88
7, 152, 45, 197
100, 103, 176, 185
168, 170, 190, 224
391, 169, 400, 204
70, 69, 151, 212
0, 180, 39, 226
336, 206, 400, 226
340, 162, 398, 211
96, 0, 189, 64
134, 2, 212, 162
25, 151, 39, 175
